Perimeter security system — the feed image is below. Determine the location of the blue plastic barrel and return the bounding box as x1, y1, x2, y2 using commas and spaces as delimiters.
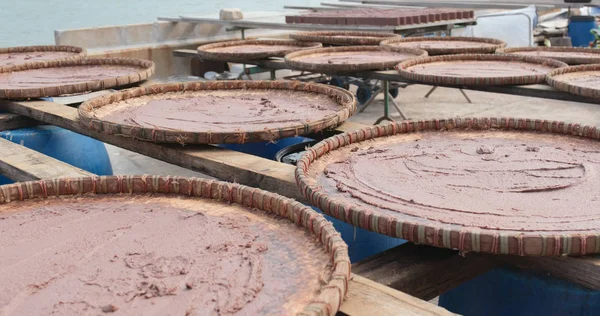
220, 136, 407, 263
310, 206, 406, 263
216, 136, 315, 160
439, 267, 600, 316
568, 15, 597, 47
0, 125, 113, 184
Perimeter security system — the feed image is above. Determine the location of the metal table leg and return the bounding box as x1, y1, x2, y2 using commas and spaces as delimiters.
374, 81, 401, 124
459, 89, 472, 103
425, 86, 472, 103
425, 86, 438, 98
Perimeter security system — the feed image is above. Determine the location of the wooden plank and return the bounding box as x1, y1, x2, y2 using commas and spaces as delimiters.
0, 137, 92, 182
352, 243, 499, 301
0, 100, 363, 202
0, 113, 38, 131
340, 274, 458, 315
0, 99, 466, 315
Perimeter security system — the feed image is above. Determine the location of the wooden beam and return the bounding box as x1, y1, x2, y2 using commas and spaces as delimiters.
352, 243, 499, 301
0, 137, 92, 182
0, 113, 38, 131
0, 100, 362, 202
340, 274, 458, 315
0, 99, 462, 315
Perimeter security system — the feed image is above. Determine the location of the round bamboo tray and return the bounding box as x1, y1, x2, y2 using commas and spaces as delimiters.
197, 39, 322, 62
0, 175, 350, 315
497, 46, 600, 65
397, 54, 567, 86
284, 45, 427, 73
0, 57, 155, 100
78, 80, 356, 145
0, 45, 86, 68
295, 117, 600, 257
380, 36, 506, 55
546, 64, 600, 99
290, 31, 397, 46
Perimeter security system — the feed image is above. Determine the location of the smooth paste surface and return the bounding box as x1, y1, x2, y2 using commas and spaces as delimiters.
293, 51, 417, 65
93, 90, 342, 132
0, 196, 330, 315
551, 70, 600, 89
406, 60, 555, 77
512, 50, 600, 59
310, 131, 600, 232
0, 51, 77, 67
390, 40, 497, 50
0, 65, 142, 89
205, 44, 303, 54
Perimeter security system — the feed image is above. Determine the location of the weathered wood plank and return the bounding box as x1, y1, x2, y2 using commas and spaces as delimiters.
0, 113, 38, 131
0, 100, 362, 203
352, 243, 500, 301
0, 137, 92, 181
340, 274, 458, 316
1, 100, 306, 200
0, 100, 461, 316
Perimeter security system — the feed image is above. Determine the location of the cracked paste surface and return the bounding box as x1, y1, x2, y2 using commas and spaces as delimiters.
0, 196, 331, 315
405, 61, 555, 77
0, 51, 77, 67
92, 90, 342, 132
310, 130, 600, 232
0, 65, 141, 89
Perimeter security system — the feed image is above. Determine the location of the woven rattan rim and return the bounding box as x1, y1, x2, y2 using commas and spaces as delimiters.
284, 45, 428, 73
546, 64, 600, 99
397, 54, 568, 86
0, 45, 87, 69
290, 31, 397, 46
78, 80, 357, 144
497, 46, 600, 65
0, 57, 155, 100
295, 117, 600, 257
197, 39, 322, 62
0, 175, 350, 315
380, 36, 507, 55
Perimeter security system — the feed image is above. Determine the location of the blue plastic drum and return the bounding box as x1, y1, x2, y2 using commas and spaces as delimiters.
439, 267, 600, 316
0, 126, 113, 184
216, 136, 315, 160
221, 136, 407, 263
310, 206, 406, 263
568, 15, 597, 47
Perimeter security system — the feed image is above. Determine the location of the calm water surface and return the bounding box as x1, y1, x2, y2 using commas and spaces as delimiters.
0, 0, 320, 47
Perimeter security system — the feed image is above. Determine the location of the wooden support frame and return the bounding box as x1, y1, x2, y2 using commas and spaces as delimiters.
0, 137, 92, 181
172, 50, 600, 106
3, 99, 600, 298
0, 113, 456, 315
0, 113, 38, 131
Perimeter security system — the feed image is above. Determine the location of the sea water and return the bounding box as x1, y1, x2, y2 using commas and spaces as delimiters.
0, 0, 320, 47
